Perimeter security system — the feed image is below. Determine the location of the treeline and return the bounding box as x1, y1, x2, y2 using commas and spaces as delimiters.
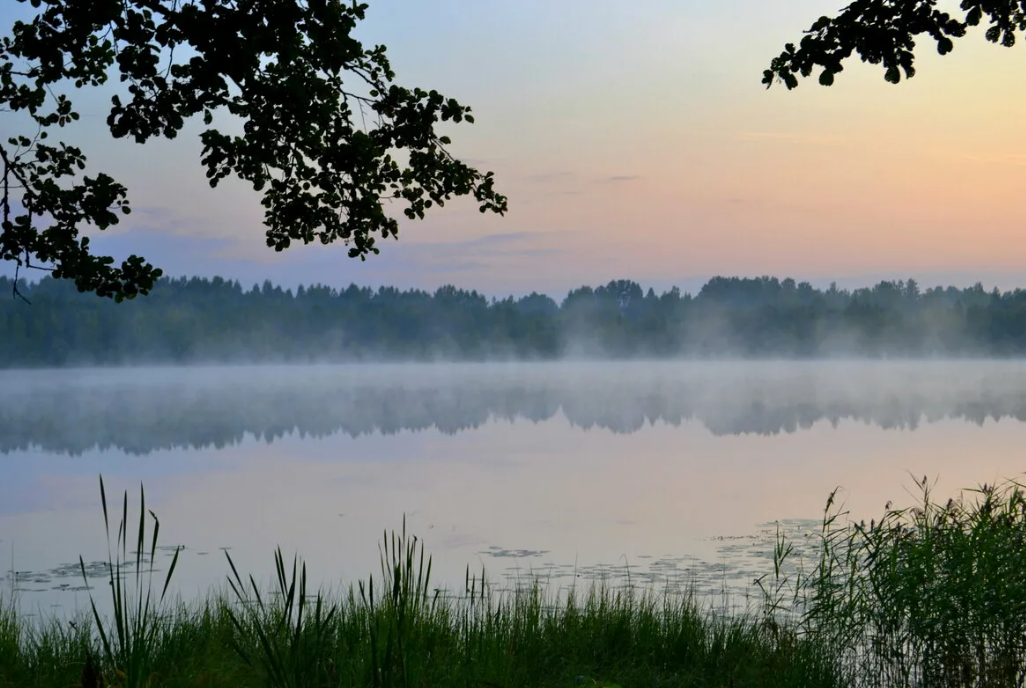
2, 274, 1026, 365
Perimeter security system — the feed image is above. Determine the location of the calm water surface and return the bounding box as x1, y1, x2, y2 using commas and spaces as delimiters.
3, 361, 1026, 617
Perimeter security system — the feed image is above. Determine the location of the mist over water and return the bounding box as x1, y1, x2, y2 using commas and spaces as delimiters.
4, 360, 1026, 454
3, 360, 1026, 618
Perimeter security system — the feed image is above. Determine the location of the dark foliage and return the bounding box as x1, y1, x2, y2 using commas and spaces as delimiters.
766, 0, 1026, 89
2, 275, 1025, 366
1, 0, 505, 301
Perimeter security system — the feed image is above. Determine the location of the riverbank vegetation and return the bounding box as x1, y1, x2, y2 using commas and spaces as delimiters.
5, 275, 1026, 366
2, 475, 1026, 687
764, 476, 1026, 687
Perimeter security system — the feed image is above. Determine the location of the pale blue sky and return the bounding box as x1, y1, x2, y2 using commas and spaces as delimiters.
4, 0, 1026, 296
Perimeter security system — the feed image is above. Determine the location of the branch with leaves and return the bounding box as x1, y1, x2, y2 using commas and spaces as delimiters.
1, 0, 506, 301
764, 0, 1026, 89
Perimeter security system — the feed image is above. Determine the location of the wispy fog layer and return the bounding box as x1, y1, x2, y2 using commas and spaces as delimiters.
4, 277, 1026, 366
3, 361, 1026, 455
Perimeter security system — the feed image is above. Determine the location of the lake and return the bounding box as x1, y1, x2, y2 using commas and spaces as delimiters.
3, 360, 1026, 618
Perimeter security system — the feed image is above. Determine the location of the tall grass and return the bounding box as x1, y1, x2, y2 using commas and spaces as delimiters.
762, 475, 1026, 688
77, 477, 181, 687
223, 545, 339, 688
0, 475, 842, 688
11, 473, 1026, 688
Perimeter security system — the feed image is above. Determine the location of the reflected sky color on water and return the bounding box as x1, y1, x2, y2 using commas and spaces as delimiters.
3, 361, 1026, 618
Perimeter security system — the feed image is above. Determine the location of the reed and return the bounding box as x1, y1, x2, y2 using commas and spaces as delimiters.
78, 476, 181, 688
0, 475, 846, 688
761, 474, 1026, 688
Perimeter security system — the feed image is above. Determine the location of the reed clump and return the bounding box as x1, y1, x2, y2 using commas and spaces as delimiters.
762, 475, 1026, 688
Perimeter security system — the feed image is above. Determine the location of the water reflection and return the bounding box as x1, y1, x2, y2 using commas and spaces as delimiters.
3, 361, 1026, 455
6, 362, 1026, 620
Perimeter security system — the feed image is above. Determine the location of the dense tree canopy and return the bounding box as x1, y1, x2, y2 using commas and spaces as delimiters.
765, 0, 1026, 89
0, 0, 506, 301
4, 274, 1026, 365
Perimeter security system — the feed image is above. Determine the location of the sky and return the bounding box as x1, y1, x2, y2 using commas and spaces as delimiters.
4, 0, 1026, 297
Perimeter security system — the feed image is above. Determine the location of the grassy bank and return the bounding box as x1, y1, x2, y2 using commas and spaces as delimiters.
4, 476, 1026, 688
0, 570, 838, 688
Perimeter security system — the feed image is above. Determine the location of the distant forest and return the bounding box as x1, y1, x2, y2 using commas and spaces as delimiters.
3, 275, 1026, 366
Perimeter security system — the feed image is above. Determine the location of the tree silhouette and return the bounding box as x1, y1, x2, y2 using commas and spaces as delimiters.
1, 0, 506, 301
764, 1, 1024, 89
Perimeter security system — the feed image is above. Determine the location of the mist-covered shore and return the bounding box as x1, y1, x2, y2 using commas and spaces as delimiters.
5, 275, 1026, 367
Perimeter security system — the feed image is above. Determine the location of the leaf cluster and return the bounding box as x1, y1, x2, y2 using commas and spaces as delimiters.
1, 0, 505, 300
764, 0, 1026, 89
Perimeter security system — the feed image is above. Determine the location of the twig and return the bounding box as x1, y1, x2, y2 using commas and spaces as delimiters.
12, 260, 31, 304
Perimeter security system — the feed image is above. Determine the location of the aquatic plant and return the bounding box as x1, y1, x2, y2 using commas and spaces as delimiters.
222, 546, 338, 688
763, 474, 1026, 688
78, 476, 181, 688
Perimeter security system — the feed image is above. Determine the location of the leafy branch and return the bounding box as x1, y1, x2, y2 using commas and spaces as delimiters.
764, 0, 1026, 89
1, 0, 506, 300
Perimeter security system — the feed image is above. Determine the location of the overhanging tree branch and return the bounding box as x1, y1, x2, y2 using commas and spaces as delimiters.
765, 0, 1026, 89
1, 0, 506, 301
